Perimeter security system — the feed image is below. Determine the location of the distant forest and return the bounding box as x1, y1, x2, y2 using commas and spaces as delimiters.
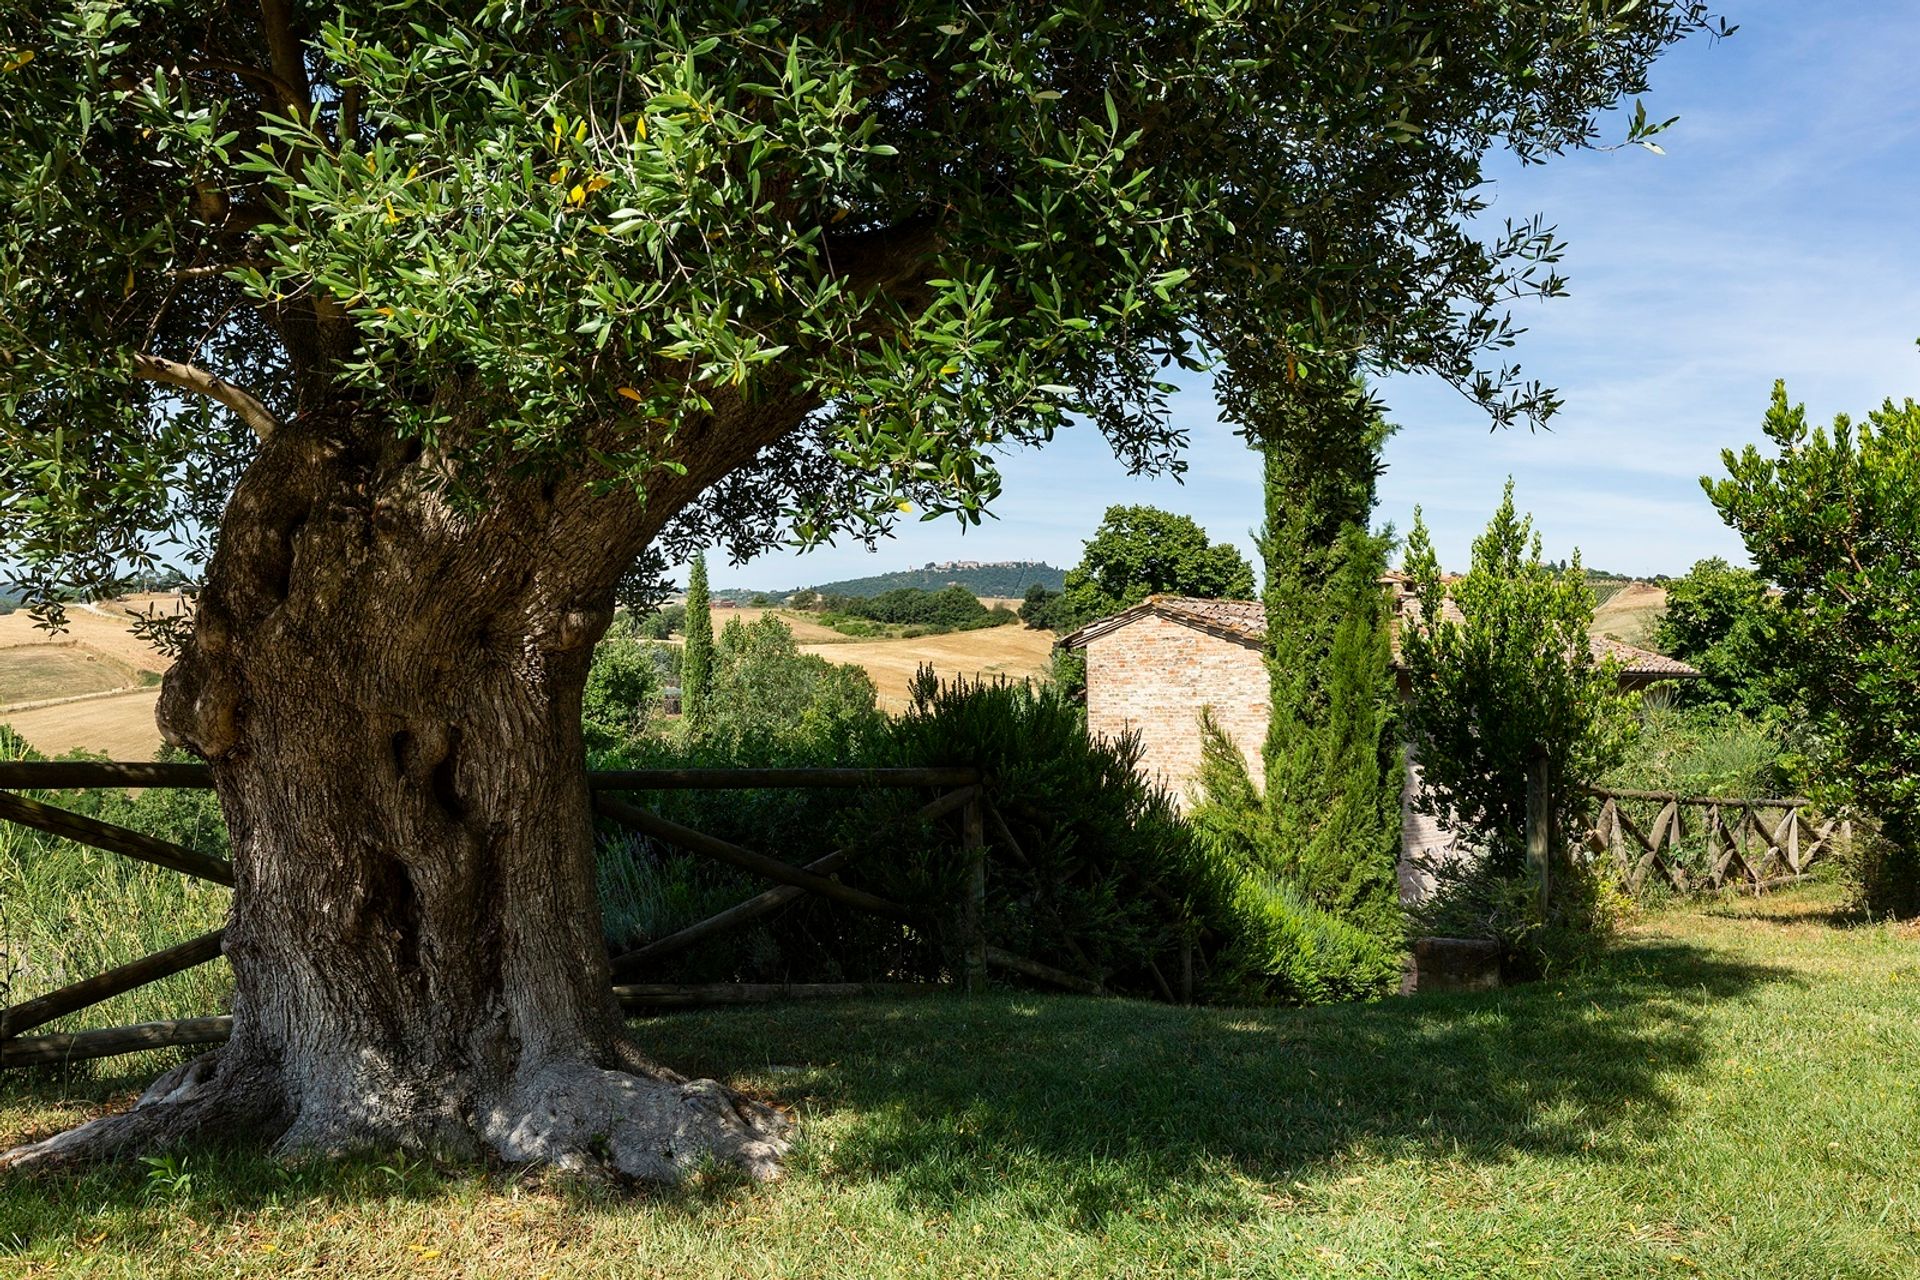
789, 560, 1066, 600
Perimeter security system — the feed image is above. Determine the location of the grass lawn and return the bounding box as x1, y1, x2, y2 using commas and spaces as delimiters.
3, 885, 1916, 1278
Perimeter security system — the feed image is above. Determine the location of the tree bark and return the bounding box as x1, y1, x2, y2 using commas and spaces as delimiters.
1, 409, 788, 1179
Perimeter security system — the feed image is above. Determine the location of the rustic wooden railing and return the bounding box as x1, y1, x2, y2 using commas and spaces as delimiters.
1580, 786, 1851, 896
0, 760, 1102, 1071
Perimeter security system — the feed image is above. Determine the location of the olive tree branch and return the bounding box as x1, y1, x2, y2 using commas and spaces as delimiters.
132, 354, 280, 440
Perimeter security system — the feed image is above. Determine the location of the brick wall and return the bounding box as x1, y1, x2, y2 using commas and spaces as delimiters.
1083, 614, 1268, 807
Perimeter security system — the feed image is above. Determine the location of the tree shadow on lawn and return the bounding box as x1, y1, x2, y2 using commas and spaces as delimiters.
641, 938, 1797, 1225
0, 938, 1794, 1241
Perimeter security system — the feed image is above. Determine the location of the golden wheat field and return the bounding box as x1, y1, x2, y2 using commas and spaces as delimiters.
1591, 582, 1667, 649
0, 599, 1059, 757
0, 596, 181, 759
710, 606, 1056, 710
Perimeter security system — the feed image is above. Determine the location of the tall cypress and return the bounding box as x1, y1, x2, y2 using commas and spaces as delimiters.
681, 552, 714, 735
1249, 382, 1401, 938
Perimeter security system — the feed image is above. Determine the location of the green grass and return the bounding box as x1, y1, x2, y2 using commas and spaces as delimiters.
3, 885, 1916, 1278
0, 777, 232, 1037
0, 648, 139, 708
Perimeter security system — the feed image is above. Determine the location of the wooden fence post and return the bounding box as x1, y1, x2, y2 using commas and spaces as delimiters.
1526, 749, 1552, 922
960, 792, 987, 993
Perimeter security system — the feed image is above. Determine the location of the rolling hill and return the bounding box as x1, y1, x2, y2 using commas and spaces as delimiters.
796, 560, 1064, 600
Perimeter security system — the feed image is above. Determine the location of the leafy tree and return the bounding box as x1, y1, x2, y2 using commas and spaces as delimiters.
1705, 383, 1920, 915
582, 635, 659, 750
705, 616, 879, 753
1018, 583, 1067, 631
0, 0, 1718, 1176
681, 553, 714, 735
1057, 506, 1255, 632
1399, 484, 1635, 881
632, 602, 686, 641
1653, 557, 1783, 716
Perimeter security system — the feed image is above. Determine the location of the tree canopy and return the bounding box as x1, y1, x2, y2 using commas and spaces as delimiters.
1056, 504, 1255, 631
1, 0, 1721, 608
1652, 556, 1783, 716
1706, 382, 1920, 915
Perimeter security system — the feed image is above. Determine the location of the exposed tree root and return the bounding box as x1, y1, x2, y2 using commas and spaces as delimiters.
482, 1059, 791, 1182
0, 1050, 288, 1171
1, 1046, 790, 1184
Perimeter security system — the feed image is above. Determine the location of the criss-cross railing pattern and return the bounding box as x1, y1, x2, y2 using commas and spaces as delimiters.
1582, 786, 1851, 896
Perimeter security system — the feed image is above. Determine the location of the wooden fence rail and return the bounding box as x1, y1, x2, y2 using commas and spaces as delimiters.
1580, 786, 1850, 896
0, 761, 1112, 1072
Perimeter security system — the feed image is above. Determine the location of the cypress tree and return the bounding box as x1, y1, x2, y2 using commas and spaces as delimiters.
1249, 382, 1401, 938
681, 552, 714, 734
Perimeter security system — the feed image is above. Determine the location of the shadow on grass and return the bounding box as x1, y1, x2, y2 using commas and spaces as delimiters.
0, 936, 1795, 1240
642, 938, 1797, 1223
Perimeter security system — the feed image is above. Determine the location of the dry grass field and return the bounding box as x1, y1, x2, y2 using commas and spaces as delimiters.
0, 646, 141, 707
1591, 581, 1667, 648
1, 688, 166, 760
0, 584, 1674, 757
711, 606, 1056, 709
0, 595, 183, 672
0, 596, 179, 759
800, 623, 1055, 710
0, 600, 1056, 757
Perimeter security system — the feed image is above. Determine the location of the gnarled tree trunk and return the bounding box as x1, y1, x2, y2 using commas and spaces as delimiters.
3, 410, 788, 1179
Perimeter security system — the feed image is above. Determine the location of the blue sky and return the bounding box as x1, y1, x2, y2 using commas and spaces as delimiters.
714, 3, 1920, 591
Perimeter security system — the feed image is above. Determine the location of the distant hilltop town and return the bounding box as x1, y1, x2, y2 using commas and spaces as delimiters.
917, 560, 1038, 573
707, 559, 1067, 604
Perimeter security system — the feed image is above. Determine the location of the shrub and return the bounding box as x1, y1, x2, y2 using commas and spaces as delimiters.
631, 602, 686, 640
1603, 703, 1788, 799
704, 615, 880, 753
1190, 712, 1404, 1003
582, 635, 659, 750
1400, 485, 1637, 879
1407, 848, 1632, 979
1214, 876, 1404, 1004
855, 669, 1248, 996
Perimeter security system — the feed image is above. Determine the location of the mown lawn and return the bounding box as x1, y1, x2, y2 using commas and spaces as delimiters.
3, 886, 1916, 1278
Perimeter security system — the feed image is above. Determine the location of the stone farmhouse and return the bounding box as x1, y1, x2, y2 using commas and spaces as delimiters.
1056, 577, 1698, 899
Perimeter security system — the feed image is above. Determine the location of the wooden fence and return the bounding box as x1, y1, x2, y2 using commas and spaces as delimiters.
1579, 785, 1851, 896
0, 760, 1102, 1071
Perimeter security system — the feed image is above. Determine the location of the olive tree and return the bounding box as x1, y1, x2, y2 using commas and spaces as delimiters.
0, 0, 1717, 1176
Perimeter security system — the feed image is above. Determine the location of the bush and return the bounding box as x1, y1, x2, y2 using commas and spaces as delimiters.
1407, 850, 1632, 979
703, 615, 880, 752
582, 635, 660, 750
595, 668, 1400, 1005
1602, 703, 1788, 798
631, 602, 686, 640
1189, 713, 1404, 1003
1836, 824, 1920, 920
1214, 876, 1404, 1004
